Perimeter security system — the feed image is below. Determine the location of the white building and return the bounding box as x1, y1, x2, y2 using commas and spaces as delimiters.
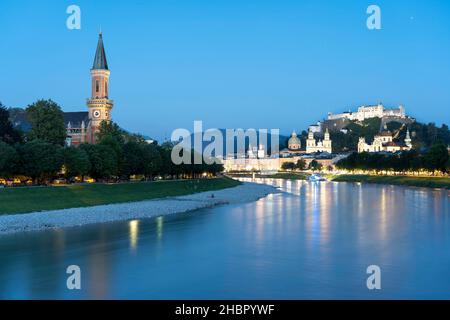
308, 122, 322, 133
257, 144, 265, 159
306, 128, 332, 154
358, 129, 413, 153
328, 104, 406, 122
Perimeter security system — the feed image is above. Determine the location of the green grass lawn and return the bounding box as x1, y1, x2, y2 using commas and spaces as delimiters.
264, 172, 309, 180
0, 177, 241, 215
331, 175, 450, 189
227, 172, 309, 180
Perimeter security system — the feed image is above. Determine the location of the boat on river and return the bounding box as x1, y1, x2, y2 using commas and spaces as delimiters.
307, 173, 327, 182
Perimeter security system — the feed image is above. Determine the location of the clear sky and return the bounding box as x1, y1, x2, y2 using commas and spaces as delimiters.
0, 0, 449, 140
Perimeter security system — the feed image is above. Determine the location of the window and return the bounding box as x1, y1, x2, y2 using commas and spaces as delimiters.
96, 80, 99, 93
105, 81, 108, 97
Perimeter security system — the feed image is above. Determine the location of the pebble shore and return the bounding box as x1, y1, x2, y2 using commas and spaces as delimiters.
0, 182, 279, 235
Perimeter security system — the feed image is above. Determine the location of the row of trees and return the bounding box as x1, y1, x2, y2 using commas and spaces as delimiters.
335, 144, 450, 175
281, 159, 326, 172
0, 100, 223, 184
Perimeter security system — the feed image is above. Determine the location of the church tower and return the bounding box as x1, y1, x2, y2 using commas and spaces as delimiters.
306, 129, 316, 150
405, 129, 412, 149
323, 128, 332, 152
87, 32, 113, 143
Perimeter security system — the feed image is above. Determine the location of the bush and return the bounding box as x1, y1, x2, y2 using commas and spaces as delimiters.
63, 146, 91, 179
19, 140, 63, 183
0, 141, 19, 177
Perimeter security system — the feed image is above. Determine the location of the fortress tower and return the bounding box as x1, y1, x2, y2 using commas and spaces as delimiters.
87, 32, 114, 143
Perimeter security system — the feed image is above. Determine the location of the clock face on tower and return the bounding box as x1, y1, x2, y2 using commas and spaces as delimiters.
93, 110, 101, 118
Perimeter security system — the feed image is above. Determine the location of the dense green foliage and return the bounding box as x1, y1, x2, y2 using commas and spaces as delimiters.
336, 143, 449, 174
26, 99, 67, 146
326, 118, 450, 153
296, 159, 307, 170
0, 103, 22, 144
0, 177, 241, 214
0, 141, 19, 178
309, 160, 323, 171
408, 122, 450, 150
0, 100, 223, 184
63, 146, 91, 179
281, 162, 295, 170
19, 140, 64, 183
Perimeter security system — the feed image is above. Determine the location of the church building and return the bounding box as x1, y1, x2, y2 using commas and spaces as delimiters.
358, 128, 413, 153
66, 33, 114, 146
306, 128, 332, 154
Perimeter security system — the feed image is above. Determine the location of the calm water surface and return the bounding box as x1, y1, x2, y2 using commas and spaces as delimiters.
0, 179, 449, 299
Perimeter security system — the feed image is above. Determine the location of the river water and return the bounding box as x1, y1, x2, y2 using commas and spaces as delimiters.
0, 179, 449, 299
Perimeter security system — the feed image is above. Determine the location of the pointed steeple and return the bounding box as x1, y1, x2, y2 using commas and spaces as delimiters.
405, 128, 412, 148
92, 32, 109, 70
406, 128, 411, 140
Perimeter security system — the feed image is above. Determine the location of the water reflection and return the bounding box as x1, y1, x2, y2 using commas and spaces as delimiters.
156, 216, 164, 240
129, 220, 139, 250
0, 179, 449, 299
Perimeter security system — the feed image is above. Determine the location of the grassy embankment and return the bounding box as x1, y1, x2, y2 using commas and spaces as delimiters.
0, 177, 241, 215
330, 174, 450, 189
227, 172, 309, 180
231, 171, 449, 189
264, 172, 309, 180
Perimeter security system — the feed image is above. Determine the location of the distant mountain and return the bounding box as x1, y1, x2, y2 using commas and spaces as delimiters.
184, 129, 290, 157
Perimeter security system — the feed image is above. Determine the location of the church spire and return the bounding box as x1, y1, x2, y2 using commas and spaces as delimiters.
92, 32, 109, 70
87, 32, 113, 144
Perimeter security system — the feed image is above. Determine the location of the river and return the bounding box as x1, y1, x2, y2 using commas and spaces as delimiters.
0, 179, 449, 299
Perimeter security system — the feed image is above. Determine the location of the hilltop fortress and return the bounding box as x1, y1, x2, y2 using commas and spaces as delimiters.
327, 104, 406, 122
309, 103, 415, 134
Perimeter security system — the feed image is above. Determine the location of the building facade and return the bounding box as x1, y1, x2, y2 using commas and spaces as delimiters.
66, 33, 114, 146
287, 131, 301, 151
327, 104, 406, 122
306, 128, 332, 154
358, 129, 413, 153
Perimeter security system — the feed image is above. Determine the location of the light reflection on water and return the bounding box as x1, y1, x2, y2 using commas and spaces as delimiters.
0, 179, 449, 299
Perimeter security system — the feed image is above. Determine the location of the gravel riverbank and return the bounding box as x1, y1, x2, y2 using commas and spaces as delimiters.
0, 182, 279, 235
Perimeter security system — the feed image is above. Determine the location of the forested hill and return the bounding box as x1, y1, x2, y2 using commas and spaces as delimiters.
299, 118, 450, 153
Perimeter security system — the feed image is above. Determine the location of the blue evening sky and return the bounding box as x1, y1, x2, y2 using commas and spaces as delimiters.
0, 0, 449, 140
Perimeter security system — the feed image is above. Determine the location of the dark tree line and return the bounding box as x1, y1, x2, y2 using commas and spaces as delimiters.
0, 100, 223, 184
336, 144, 449, 175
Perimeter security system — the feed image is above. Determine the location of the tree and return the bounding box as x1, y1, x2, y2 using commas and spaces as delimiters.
26, 99, 66, 145
281, 162, 295, 171
96, 121, 124, 145
97, 121, 126, 176
309, 160, 323, 172
122, 141, 145, 178
19, 140, 63, 183
424, 143, 449, 174
295, 159, 307, 170
79, 143, 118, 180
0, 141, 19, 178
158, 142, 177, 178
63, 146, 91, 179
446, 157, 450, 174
142, 143, 163, 180
0, 103, 21, 144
